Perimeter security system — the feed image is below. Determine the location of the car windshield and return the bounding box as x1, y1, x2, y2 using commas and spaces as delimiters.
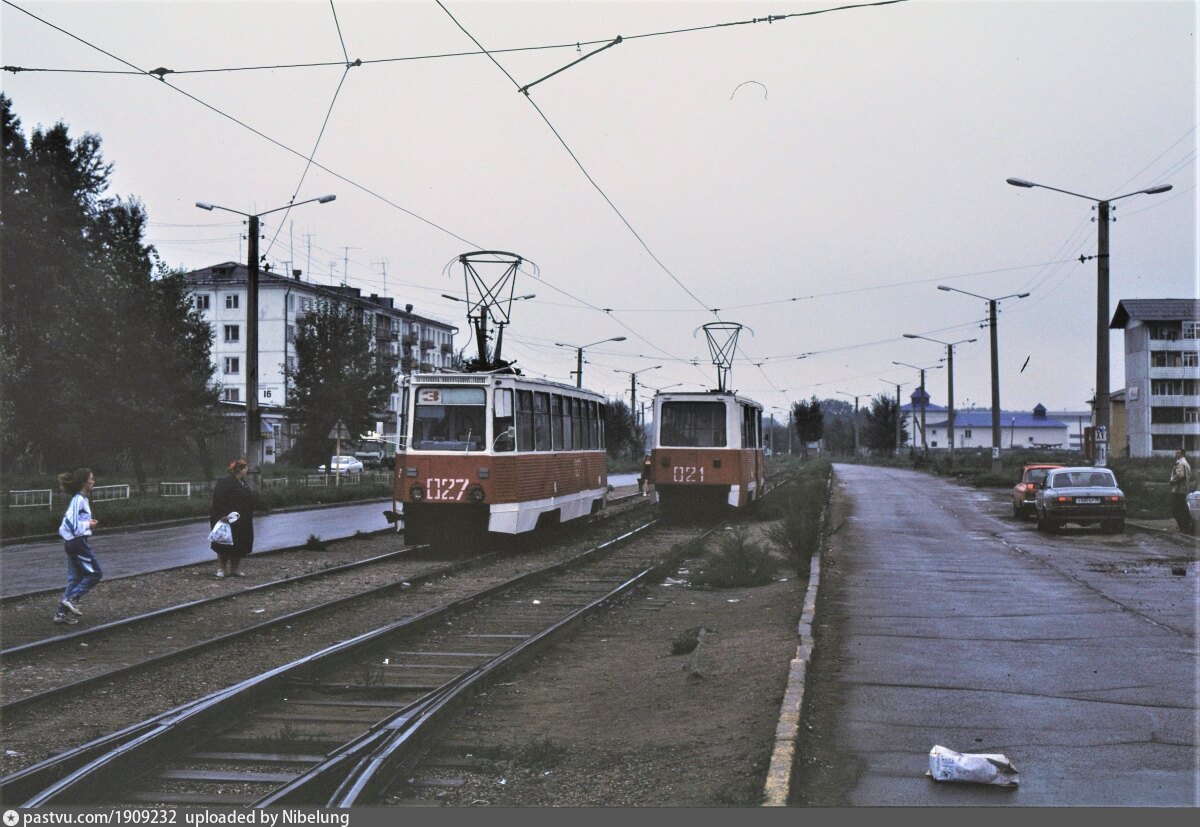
660, 401, 726, 447
412, 386, 487, 451
1027, 468, 1051, 485
1049, 470, 1116, 488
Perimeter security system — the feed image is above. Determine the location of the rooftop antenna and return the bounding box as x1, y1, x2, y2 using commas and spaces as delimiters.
447, 250, 527, 373
696, 321, 752, 392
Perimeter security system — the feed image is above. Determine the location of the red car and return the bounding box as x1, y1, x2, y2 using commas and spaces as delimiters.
1012, 464, 1063, 518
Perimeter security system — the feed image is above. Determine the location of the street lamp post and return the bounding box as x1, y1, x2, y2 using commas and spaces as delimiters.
937, 285, 1029, 473
892, 361, 943, 454
554, 336, 627, 387
836, 391, 866, 456
197, 194, 335, 473
879, 380, 907, 456
903, 334, 977, 464
1006, 177, 1171, 445
613, 365, 662, 429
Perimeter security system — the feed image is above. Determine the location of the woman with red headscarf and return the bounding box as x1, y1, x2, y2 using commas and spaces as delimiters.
209, 459, 256, 577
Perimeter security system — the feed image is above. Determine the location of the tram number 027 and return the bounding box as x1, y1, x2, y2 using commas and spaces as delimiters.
672, 466, 705, 483
427, 478, 470, 500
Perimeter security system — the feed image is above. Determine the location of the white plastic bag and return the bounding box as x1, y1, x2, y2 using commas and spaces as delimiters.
928, 745, 1019, 787
208, 519, 234, 545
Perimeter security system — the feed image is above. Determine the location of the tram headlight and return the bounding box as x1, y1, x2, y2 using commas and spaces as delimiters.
410, 484, 426, 501
469, 485, 486, 503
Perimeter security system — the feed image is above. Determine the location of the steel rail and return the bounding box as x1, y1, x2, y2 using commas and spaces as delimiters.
0, 546, 500, 716
15, 519, 660, 807
321, 524, 722, 807
1, 546, 419, 658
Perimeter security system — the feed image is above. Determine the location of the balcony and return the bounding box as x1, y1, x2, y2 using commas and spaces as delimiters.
421, 338, 435, 350
402, 334, 417, 346
419, 361, 434, 372
440, 342, 453, 354
401, 357, 416, 371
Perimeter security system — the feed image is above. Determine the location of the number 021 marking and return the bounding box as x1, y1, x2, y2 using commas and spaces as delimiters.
427, 478, 470, 500
672, 466, 704, 483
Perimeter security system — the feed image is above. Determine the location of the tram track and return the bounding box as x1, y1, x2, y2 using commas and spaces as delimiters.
1, 492, 651, 713
3, 515, 716, 808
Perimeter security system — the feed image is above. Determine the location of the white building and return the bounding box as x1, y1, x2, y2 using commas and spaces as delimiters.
901, 389, 1070, 452
1110, 298, 1200, 457
185, 262, 457, 463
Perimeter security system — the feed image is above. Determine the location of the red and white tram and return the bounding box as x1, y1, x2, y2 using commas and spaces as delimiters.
648, 390, 765, 512
393, 372, 608, 543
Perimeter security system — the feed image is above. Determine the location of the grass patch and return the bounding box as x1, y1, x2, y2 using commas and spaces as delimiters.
304, 534, 328, 551
691, 527, 778, 588
512, 737, 569, 769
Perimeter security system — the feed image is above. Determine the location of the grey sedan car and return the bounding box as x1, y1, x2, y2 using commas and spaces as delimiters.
1035, 466, 1125, 534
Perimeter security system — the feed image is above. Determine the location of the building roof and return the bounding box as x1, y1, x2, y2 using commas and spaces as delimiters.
1110, 298, 1200, 328
926, 410, 1067, 429
184, 262, 457, 330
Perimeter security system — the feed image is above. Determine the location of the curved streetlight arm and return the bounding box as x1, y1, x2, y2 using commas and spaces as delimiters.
938, 285, 1029, 304
195, 194, 335, 219
1007, 177, 1172, 203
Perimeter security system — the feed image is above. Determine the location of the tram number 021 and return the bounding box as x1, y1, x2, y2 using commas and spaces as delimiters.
672, 466, 705, 483
427, 478, 470, 500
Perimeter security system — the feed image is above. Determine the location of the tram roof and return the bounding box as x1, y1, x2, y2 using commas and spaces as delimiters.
406, 372, 606, 401
652, 389, 764, 410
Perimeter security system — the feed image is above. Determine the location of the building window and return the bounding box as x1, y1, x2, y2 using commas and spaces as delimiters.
964, 429, 972, 439
224, 357, 240, 375
194, 294, 210, 310
1184, 351, 1198, 368
1183, 321, 1199, 339
286, 324, 295, 344
222, 387, 240, 402
287, 295, 295, 311
226, 294, 239, 310
223, 324, 240, 343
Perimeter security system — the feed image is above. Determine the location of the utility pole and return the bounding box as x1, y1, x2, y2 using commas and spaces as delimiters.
247, 215, 260, 465
342, 246, 360, 286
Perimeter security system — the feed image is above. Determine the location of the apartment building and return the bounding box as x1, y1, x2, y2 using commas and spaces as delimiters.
1110, 298, 1200, 457
185, 262, 457, 462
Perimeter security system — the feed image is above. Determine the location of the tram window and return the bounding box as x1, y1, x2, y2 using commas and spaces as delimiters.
661, 401, 727, 447
570, 398, 581, 450
533, 392, 551, 451
412, 386, 486, 451
493, 388, 515, 452
516, 390, 534, 451
397, 386, 409, 451
598, 402, 606, 450
562, 397, 574, 450
551, 395, 564, 450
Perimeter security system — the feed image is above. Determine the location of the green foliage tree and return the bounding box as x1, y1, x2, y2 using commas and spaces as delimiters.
603, 398, 639, 460
862, 393, 908, 454
0, 94, 220, 480
820, 397, 856, 456
792, 396, 824, 458
287, 300, 395, 465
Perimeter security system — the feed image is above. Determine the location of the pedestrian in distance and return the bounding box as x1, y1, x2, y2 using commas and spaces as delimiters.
638, 453, 653, 496
1169, 448, 1192, 534
54, 468, 101, 625
209, 458, 256, 577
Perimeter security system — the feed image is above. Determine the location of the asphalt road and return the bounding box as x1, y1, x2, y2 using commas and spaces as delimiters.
0, 500, 394, 598
791, 463, 1198, 807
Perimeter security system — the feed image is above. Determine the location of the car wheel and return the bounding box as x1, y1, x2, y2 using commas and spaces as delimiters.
1047, 519, 1061, 534
1106, 519, 1125, 534
1013, 501, 1022, 518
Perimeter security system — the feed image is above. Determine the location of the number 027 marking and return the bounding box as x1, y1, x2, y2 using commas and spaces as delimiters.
672, 466, 704, 483
427, 478, 470, 500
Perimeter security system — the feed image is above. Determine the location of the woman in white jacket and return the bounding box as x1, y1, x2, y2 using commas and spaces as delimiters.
55, 467, 101, 625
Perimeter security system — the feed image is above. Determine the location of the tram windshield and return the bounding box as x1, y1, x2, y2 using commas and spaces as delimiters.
660, 401, 727, 447
412, 386, 486, 451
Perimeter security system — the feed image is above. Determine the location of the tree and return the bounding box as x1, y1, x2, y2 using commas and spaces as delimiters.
603, 398, 639, 460
0, 94, 221, 478
820, 398, 856, 456
862, 393, 908, 455
287, 301, 396, 465
792, 397, 824, 458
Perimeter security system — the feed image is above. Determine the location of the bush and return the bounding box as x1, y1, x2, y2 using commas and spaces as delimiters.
692, 527, 778, 588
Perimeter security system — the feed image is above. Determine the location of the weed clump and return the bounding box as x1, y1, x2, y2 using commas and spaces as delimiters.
304, 534, 327, 551
691, 527, 778, 588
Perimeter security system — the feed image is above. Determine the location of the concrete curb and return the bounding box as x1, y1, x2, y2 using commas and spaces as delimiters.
762, 468, 832, 807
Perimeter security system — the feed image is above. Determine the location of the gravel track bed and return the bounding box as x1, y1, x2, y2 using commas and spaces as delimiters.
0, 508, 652, 779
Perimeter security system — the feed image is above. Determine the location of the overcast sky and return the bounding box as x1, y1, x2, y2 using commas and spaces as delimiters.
3, 0, 1196, 419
